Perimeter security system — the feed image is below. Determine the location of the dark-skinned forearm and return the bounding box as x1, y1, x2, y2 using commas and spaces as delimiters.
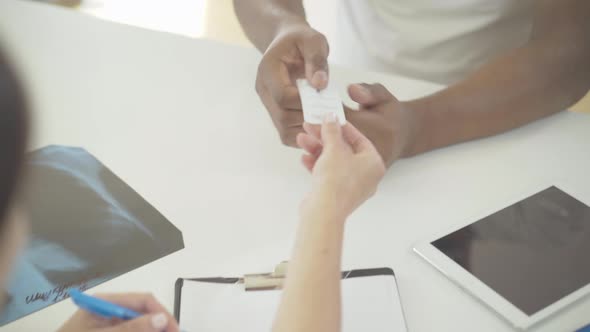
404, 1, 590, 156
233, 0, 307, 52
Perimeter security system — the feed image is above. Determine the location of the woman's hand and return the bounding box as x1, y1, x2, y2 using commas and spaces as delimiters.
58, 293, 179, 332
297, 113, 386, 220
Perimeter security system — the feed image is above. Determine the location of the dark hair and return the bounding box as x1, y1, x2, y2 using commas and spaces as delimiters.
0, 47, 29, 227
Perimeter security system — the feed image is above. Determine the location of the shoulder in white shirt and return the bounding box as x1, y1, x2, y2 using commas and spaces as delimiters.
330, 0, 535, 84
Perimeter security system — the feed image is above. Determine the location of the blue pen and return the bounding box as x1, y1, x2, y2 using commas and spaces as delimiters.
69, 289, 141, 320
69, 289, 188, 332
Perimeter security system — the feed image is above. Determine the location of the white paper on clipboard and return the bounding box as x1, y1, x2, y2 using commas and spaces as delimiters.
174, 268, 407, 332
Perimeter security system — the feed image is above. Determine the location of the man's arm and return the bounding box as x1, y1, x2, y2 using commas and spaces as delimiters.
233, 0, 331, 146
233, 0, 306, 52
404, 0, 590, 156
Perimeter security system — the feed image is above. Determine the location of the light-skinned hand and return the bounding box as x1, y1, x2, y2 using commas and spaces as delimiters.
297, 113, 386, 219
57, 293, 179, 332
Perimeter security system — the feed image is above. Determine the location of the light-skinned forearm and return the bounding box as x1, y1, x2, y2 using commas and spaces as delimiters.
273, 197, 345, 332
404, 1, 590, 156
233, 0, 307, 52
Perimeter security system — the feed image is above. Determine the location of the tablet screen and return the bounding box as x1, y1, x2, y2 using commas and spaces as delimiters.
432, 186, 590, 316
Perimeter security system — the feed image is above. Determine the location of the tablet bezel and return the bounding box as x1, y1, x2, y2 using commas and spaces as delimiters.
414, 180, 590, 330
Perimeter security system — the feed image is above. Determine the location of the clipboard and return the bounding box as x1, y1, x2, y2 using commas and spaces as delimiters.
174, 265, 408, 331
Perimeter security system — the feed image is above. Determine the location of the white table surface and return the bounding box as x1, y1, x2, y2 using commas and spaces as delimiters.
1, 1, 589, 331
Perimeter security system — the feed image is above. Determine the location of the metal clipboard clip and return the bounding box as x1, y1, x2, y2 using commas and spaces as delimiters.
243, 261, 289, 291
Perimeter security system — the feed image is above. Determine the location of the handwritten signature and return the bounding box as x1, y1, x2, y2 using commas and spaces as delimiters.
24, 276, 98, 304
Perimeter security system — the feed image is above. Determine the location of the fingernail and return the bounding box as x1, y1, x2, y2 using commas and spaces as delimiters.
324, 112, 337, 123
151, 313, 168, 330
312, 71, 328, 87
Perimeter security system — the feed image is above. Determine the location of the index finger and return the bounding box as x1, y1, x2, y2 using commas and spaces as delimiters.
320, 112, 346, 150
298, 33, 329, 90
95, 293, 165, 313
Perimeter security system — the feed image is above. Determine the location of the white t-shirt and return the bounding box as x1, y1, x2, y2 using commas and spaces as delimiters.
330, 0, 535, 84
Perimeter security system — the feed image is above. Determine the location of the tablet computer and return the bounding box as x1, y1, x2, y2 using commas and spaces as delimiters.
415, 183, 590, 329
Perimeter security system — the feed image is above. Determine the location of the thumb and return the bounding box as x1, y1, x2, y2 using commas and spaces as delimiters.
299, 32, 330, 90
104, 313, 169, 332
321, 112, 344, 150
348, 83, 396, 107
